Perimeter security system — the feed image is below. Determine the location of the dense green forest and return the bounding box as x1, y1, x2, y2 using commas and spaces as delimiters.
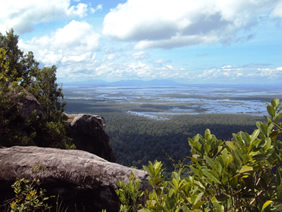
65, 98, 264, 171
103, 113, 264, 170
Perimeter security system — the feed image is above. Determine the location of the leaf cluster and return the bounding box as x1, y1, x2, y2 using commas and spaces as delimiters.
9, 178, 52, 212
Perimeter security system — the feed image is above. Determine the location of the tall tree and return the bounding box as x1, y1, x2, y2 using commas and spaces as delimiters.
0, 29, 23, 81
0, 29, 72, 148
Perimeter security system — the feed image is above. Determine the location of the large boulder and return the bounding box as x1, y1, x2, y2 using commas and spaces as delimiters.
0, 146, 149, 212
18, 91, 44, 120
65, 113, 116, 162
8, 84, 44, 121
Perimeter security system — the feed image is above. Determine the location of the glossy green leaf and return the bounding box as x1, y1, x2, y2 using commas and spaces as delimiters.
192, 192, 204, 205
204, 155, 216, 170
202, 169, 221, 184
267, 105, 275, 117
212, 201, 224, 212
241, 132, 251, 145
264, 137, 272, 151
238, 165, 253, 174
205, 129, 212, 141
226, 141, 235, 151
216, 160, 223, 176
262, 200, 273, 211
192, 201, 206, 210
256, 121, 267, 136
250, 129, 260, 143
266, 123, 274, 136
271, 99, 279, 108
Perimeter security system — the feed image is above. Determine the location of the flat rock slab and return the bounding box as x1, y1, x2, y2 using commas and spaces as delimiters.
0, 146, 149, 212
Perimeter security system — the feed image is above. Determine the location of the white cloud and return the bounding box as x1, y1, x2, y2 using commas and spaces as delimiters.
19, 20, 100, 66
90, 4, 103, 14
166, 65, 174, 70
103, 0, 280, 49
256, 67, 282, 79
271, 1, 282, 18
0, 0, 89, 34
197, 65, 282, 83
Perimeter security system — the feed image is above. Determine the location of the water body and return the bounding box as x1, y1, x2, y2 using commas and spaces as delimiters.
64, 84, 282, 119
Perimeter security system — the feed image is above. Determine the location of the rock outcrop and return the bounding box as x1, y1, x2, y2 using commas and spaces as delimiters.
65, 113, 116, 162
18, 92, 44, 120
0, 146, 149, 212
6, 87, 115, 161
9, 84, 44, 121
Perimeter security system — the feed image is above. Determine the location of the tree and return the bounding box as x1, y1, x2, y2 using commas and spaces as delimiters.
0, 29, 72, 148
0, 29, 24, 81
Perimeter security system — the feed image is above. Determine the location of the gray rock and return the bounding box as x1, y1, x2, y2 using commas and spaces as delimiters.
18, 92, 44, 120
8, 83, 44, 121
0, 146, 149, 212
65, 113, 116, 162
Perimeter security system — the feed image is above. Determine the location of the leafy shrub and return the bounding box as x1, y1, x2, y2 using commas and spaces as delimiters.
115, 172, 144, 212
9, 178, 52, 212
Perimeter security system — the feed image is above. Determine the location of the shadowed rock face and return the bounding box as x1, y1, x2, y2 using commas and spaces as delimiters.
8, 83, 44, 121
18, 92, 44, 120
65, 113, 116, 162
0, 146, 149, 212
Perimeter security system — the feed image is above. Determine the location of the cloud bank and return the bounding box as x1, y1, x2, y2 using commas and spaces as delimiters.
1, 0, 281, 84
19, 20, 100, 66
0, 0, 95, 34
103, 0, 281, 49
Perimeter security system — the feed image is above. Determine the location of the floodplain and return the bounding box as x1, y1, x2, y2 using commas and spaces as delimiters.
64, 83, 282, 119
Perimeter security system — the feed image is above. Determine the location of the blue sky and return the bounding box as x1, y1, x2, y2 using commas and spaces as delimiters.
1, 0, 282, 84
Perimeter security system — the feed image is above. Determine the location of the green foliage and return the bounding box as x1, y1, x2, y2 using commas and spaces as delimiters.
185, 99, 282, 211
0, 29, 23, 81
116, 99, 282, 212
100, 111, 262, 172
9, 178, 52, 212
116, 172, 144, 212
0, 48, 29, 146
0, 29, 73, 149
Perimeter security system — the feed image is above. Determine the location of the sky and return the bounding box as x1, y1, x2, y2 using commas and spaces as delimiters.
1, 0, 282, 84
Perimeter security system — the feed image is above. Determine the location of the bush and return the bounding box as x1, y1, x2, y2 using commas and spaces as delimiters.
9, 178, 52, 212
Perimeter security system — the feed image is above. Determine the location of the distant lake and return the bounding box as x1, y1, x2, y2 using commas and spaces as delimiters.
63, 84, 282, 119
